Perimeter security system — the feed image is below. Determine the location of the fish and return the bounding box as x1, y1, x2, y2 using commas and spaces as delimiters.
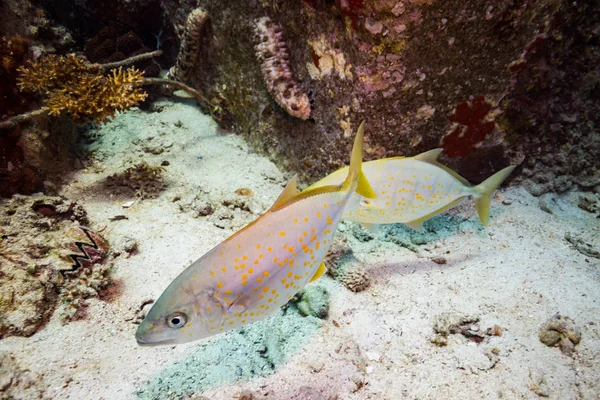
308, 149, 516, 232
136, 122, 375, 346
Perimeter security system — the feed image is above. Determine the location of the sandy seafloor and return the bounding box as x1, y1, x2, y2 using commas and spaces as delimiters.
1, 98, 599, 400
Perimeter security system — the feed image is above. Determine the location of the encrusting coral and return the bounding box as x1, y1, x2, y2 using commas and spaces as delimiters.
254, 16, 311, 120
17, 53, 147, 123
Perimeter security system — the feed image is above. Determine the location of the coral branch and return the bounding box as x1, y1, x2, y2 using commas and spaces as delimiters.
141, 78, 211, 105
0, 109, 48, 130
254, 16, 311, 120
10, 53, 147, 125
94, 50, 163, 71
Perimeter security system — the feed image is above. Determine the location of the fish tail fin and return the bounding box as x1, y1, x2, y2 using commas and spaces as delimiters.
343, 121, 376, 199
473, 165, 517, 226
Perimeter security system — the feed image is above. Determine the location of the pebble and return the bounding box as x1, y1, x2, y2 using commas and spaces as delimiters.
431, 256, 447, 265
502, 199, 514, 205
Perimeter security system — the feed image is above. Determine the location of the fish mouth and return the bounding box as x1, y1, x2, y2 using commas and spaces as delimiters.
135, 324, 178, 347
136, 335, 178, 347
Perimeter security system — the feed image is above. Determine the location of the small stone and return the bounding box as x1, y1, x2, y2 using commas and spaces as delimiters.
431, 256, 446, 265
578, 193, 599, 213
122, 200, 135, 208
365, 351, 381, 361
391, 2, 405, 16
365, 19, 384, 35
502, 199, 513, 205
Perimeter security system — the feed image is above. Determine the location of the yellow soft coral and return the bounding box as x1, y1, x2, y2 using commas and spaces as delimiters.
17, 54, 147, 123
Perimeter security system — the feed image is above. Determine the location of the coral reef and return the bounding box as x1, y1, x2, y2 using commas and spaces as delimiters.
538, 314, 581, 356
17, 53, 147, 123
103, 161, 167, 199
169, 7, 208, 83
154, 0, 598, 197
253, 16, 310, 120
0, 195, 110, 337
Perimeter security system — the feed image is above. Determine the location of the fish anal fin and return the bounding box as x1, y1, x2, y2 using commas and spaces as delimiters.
414, 148, 443, 164
309, 262, 327, 283
270, 175, 299, 210
357, 171, 376, 199
405, 220, 425, 233
360, 223, 379, 233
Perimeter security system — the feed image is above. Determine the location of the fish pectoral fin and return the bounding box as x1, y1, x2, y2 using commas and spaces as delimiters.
309, 262, 327, 283
360, 223, 379, 233
270, 175, 299, 210
405, 219, 425, 233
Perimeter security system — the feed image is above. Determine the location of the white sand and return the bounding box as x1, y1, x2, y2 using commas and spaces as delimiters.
1, 99, 598, 399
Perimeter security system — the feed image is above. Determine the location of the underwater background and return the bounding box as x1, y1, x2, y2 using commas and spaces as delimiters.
0, 0, 599, 399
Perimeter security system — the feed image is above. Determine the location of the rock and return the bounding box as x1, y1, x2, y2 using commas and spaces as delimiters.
294, 285, 330, 319
578, 193, 599, 213
538, 314, 582, 356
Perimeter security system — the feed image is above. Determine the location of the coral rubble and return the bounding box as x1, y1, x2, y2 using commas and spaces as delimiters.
538, 314, 582, 356
254, 16, 310, 120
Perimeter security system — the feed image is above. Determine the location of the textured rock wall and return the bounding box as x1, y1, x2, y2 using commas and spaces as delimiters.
3, 0, 597, 196
157, 0, 598, 194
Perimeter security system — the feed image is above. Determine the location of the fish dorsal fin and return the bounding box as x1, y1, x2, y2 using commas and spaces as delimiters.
309, 262, 327, 283
270, 175, 299, 210
414, 148, 443, 164
414, 148, 470, 186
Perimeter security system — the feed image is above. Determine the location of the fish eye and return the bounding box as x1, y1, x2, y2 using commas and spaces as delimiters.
166, 312, 188, 329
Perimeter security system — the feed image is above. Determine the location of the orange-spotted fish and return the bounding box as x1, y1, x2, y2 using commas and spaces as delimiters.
308, 149, 516, 232
136, 123, 375, 345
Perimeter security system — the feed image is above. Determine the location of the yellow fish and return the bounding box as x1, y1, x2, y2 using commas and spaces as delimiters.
309, 149, 516, 232
136, 123, 375, 345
